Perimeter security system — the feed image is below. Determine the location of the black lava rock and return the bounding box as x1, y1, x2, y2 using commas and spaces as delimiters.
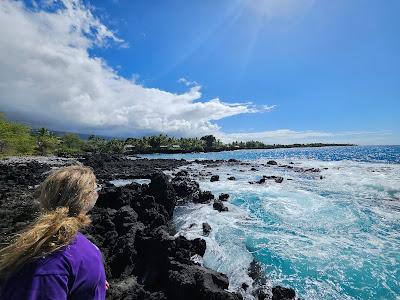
210, 175, 220, 182
272, 286, 296, 300
213, 200, 228, 212
193, 190, 215, 203
218, 193, 230, 201
202, 222, 212, 236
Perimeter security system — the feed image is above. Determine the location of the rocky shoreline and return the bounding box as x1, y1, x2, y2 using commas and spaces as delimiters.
0, 155, 297, 300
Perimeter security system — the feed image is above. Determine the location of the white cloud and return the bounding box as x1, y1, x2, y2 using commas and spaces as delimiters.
218, 129, 394, 145
0, 0, 270, 137
178, 77, 198, 87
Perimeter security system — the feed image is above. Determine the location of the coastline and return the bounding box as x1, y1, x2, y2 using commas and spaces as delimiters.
124, 143, 356, 155
0, 154, 297, 300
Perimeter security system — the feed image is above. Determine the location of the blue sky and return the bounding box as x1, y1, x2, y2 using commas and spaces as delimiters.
0, 0, 399, 144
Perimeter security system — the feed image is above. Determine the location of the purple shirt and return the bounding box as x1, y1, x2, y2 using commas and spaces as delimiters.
0, 232, 106, 300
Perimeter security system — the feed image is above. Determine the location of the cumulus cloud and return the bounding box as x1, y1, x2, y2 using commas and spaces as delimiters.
0, 0, 270, 137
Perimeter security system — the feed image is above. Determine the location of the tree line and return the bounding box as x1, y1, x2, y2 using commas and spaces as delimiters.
0, 113, 352, 157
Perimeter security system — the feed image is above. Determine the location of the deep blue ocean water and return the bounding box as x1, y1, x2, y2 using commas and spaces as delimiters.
139, 146, 400, 299
140, 145, 400, 164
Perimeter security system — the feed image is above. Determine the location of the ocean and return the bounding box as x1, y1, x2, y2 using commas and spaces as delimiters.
140, 146, 400, 299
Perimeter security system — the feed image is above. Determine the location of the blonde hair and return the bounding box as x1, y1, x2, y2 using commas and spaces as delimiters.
0, 165, 97, 278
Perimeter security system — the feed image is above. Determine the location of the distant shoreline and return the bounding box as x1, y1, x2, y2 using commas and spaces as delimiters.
130, 143, 356, 155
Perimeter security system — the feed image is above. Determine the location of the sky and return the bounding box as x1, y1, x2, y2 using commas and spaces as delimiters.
0, 0, 399, 144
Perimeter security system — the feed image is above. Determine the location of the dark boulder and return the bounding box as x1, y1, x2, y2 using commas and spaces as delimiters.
210, 175, 220, 182
171, 176, 200, 199
202, 222, 212, 236
272, 286, 296, 300
248, 260, 267, 286
193, 191, 215, 203
175, 170, 189, 177
227, 176, 236, 181
259, 176, 284, 184
267, 160, 278, 165
167, 261, 243, 300
218, 193, 230, 201
304, 167, 320, 173
213, 200, 228, 212
149, 172, 177, 218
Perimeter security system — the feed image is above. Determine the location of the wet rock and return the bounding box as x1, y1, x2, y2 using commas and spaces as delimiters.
219, 193, 230, 201
149, 172, 177, 218
213, 200, 228, 212
272, 286, 296, 300
228, 159, 238, 163
210, 175, 220, 182
248, 260, 267, 286
227, 176, 236, 181
267, 160, 278, 165
167, 261, 242, 300
241, 283, 249, 291
254, 288, 267, 300
259, 176, 284, 184
176, 170, 189, 177
250, 167, 258, 171
202, 222, 212, 236
192, 190, 215, 203
171, 176, 200, 199
303, 168, 320, 173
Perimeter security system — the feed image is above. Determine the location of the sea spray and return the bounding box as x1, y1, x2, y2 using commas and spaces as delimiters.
166, 148, 400, 300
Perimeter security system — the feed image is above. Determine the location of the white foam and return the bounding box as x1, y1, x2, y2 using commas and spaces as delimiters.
172, 158, 400, 299
109, 178, 151, 186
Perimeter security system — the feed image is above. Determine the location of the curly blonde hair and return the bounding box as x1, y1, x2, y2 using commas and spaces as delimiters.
0, 165, 97, 278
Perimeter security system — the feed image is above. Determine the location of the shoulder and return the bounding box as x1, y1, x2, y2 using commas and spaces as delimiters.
70, 232, 102, 258
34, 232, 102, 276
62, 232, 103, 267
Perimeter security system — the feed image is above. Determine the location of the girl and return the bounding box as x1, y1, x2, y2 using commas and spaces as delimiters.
0, 165, 108, 299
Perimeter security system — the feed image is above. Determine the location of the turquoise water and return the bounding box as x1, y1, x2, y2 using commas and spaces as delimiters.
153, 146, 400, 299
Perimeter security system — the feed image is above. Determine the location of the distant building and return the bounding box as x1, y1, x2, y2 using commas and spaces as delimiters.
171, 144, 181, 149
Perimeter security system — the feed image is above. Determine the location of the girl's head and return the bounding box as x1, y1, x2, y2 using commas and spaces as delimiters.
39, 165, 98, 214
0, 165, 97, 279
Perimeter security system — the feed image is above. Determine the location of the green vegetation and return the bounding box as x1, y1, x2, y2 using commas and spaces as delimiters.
0, 113, 354, 157
0, 113, 36, 156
